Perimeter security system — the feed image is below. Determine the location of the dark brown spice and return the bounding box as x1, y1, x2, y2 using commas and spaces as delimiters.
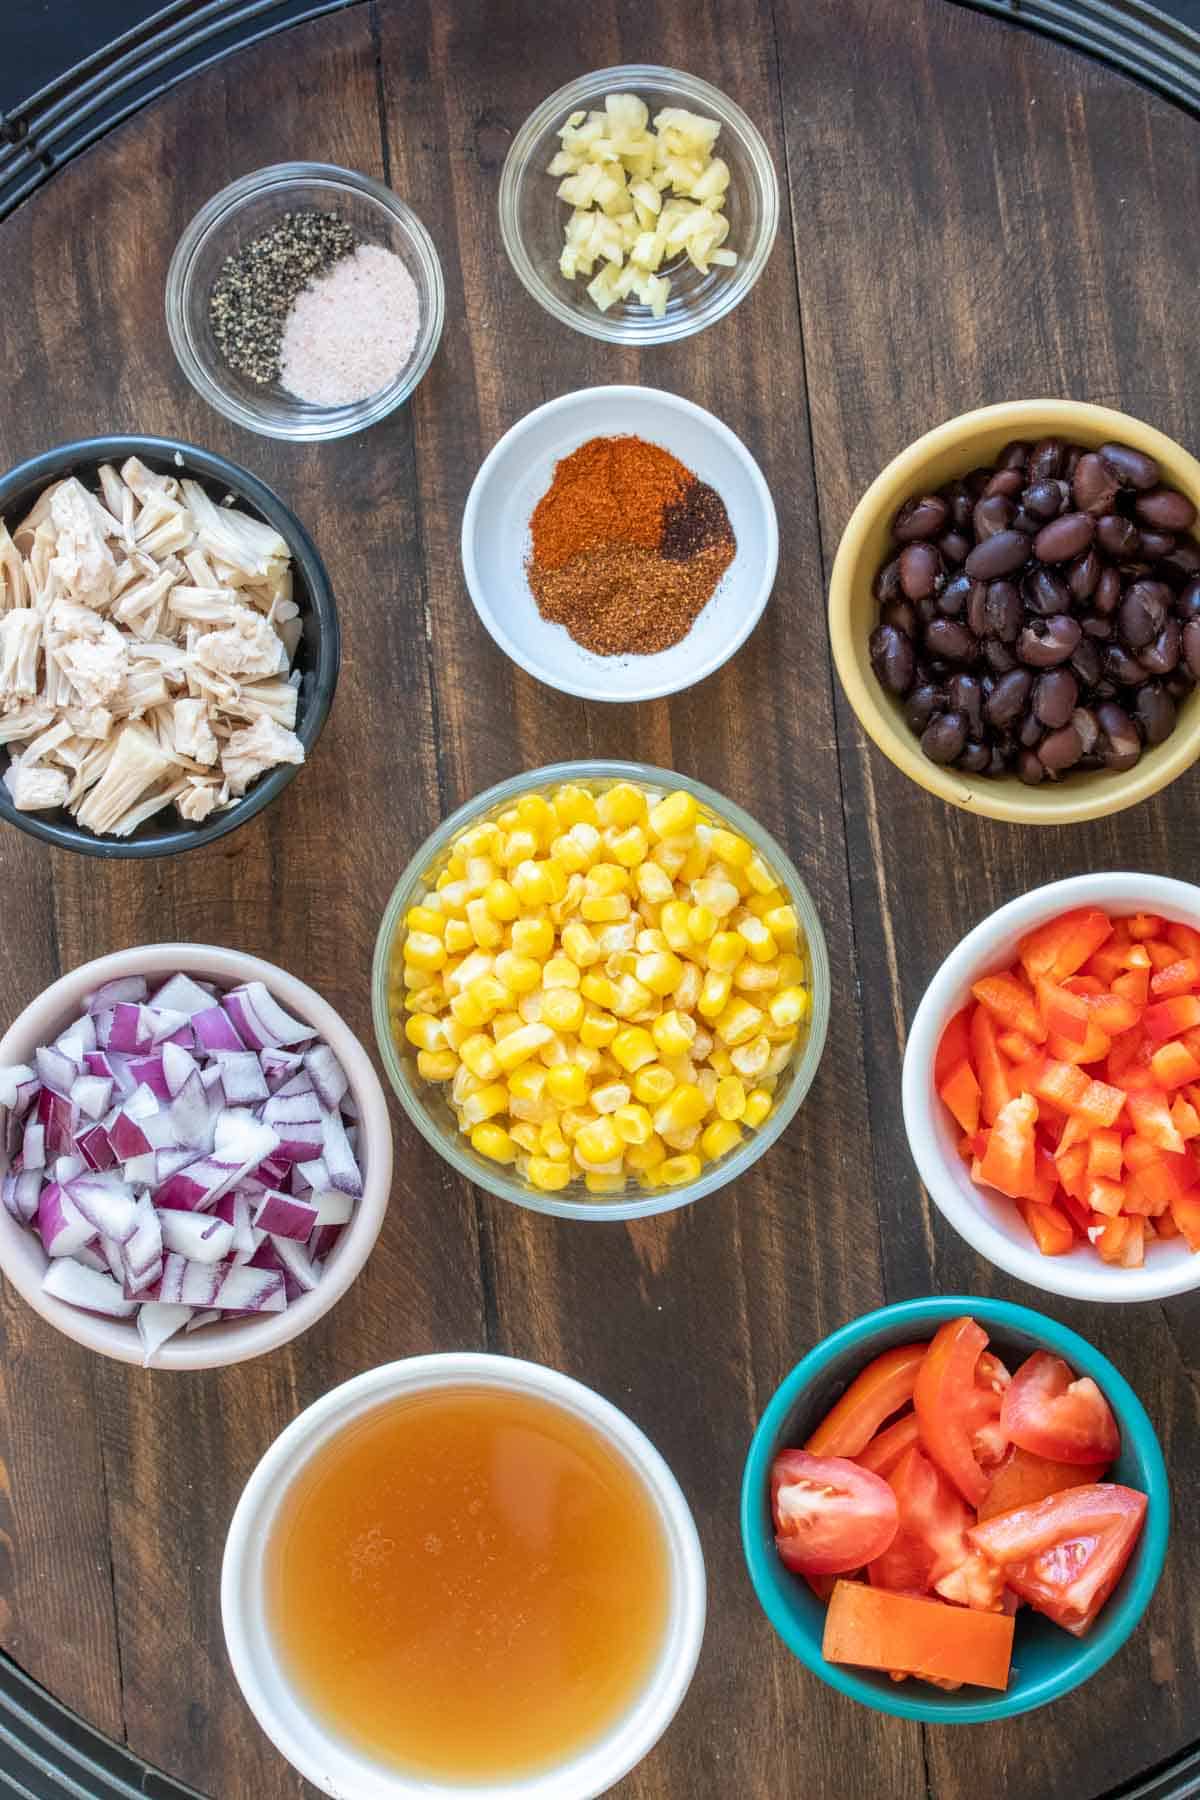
528, 541, 736, 656
661, 481, 735, 561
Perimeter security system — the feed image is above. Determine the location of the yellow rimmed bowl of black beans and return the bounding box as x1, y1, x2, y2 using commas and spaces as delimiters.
829, 401, 1200, 824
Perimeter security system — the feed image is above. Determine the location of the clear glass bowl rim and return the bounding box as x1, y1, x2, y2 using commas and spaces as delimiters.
164, 161, 446, 442
498, 64, 780, 346
371, 760, 831, 1221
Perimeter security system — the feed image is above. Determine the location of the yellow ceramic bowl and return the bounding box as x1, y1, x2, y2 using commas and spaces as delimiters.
829, 400, 1200, 824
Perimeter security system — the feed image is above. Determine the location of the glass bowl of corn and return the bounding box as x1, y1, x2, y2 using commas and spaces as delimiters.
371, 762, 830, 1220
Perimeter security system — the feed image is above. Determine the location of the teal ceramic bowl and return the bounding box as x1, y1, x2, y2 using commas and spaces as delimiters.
740, 1296, 1169, 1722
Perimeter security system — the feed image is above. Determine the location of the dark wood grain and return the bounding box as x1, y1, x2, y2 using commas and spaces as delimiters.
0, 0, 1195, 1795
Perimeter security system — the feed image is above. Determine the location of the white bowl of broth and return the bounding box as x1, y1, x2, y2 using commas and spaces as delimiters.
222, 1353, 706, 1798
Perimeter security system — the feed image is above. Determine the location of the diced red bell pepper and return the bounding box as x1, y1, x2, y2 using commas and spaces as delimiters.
1053, 1141, 1089, 1201
1062, 975, 1105, 997
1111, 966, 1150, 1008
1072, 1077, 1127, 1129
972, 974, 1048, 1043
997, 1029, 1037, 1064
936, 1007, 972, 1087
1150, 957, 1200, 998
1170, 1191, 1200, 1250
1171, 1097, 1200, 1140
1018, 1197, 1074, 1255
1087, 1129, 1124, 1181
1055, 1114, 1090, 1153
1031, 1060, 1089, 1112
939, 1059, 981, 1136
1094, 1215, 1138, 1263
1127, 1087, 1187, 1152
1046, 1021, 1113, 1066
1142, 996, 1200, 1045
978, 1094, 1038, 1199
1030, 1146, 1059, 1206
1058, 1189, 1091, 1235
1085, 991, 1143, 1035
1036, 978, 1089, 1045
970, 1005, 1012, 1127
1149, 1039, 1200, 1092
1155, 1209, 1181, 1239
1128, 913, 1166, 941
1086, 1177, 1127, 1218
1167, 921, 1200, 962
1125, 1164, 1177, 1216
1124, 1136, 1167, 1174
1020, 909, 1113, 983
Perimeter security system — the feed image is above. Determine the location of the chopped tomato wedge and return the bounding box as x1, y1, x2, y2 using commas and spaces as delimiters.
804, 1344, 927, 1460
914, 1317, 993, 1507
855, 1410, 921, 1478
869, 1445, 1004, 1610
823, 1581, 1014, 1689
968, 1485, 1147, 1636
978, 1445, 1110, 1522
771, 1451, 899, 1576
1000, 1352, 1120, 1465
1019, 908, 1113, 984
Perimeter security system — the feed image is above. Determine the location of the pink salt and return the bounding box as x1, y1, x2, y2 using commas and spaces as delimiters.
279, 243, 420, 407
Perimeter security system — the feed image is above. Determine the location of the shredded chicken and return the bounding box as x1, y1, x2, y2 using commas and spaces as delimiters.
0, 461, 304, 836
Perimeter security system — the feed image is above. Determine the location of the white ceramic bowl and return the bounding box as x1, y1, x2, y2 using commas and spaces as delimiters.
0, 945, 393, 1367
903, 873, 1200, 1303
461, 386, 778, 701
222, 1353, 707, 1800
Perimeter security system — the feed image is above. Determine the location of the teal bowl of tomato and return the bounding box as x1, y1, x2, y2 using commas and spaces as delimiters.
740, 1295, 1169, 1722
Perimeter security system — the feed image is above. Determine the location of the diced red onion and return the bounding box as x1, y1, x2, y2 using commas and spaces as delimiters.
137, 1301, 193, 1363
36, 1045, 78, 1097
303, 1043, 349, 1111
222, 981, 312, 1052
192, 1005, 245, 1053
162, 1041, 199, 1099
65, 1172, 138, 1243
72, 1073, 114, 1121
86, 976, 148, 1012
108, 1110, 153, 1162
169, 1070, 215, 1150
127, 1055, 170, 1101
253, 1190, 319, 1241
42, 1258, 137, 1318
260, 1049, 304, 1092
37, 1184, 96, 1257
215, 1051, 269, 1106
149, 973, 216, 1019
108, 1003, 153, 1054
158, 1208, 236, 1264
0, 1064, 37, 1113
76, 1124, 117, 1171
56, 1015, 97, 1062
6, 1167, 42, 1224
184, 1308, 219, 1333
321, 1108, 363, 1198
23, 1118, 45, 1170
74, 1243, 111, 1274
146, 1007, 189, 1046
214, 1263, 286, 1312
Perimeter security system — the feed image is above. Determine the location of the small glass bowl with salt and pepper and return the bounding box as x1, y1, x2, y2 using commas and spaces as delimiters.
166, 163, 444, 441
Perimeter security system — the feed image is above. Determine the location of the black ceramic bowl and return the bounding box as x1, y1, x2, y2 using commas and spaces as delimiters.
0, 436, 339, 859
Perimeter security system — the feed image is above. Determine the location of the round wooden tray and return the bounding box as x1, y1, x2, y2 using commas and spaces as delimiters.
0, 3, 1197, 1798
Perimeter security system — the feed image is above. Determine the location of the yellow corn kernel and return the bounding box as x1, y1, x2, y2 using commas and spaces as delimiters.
633, 1063, 676, 1105
491, 1011, 524, 1041
538, 1035, 570, 1068
448, 990, 486, 1032
493, 1023, 553, 1072
738, 916, 777, 964
575, 1117, 623, 1166
443, 917, 475, 955
660, 900, 692, 952
404, 1014, 445, 1052
508, 1062, 547, 1104
546, 1062, 588, 1107
611, 975, 654, 1019
510, 860, 549, 906
769, 985, 810, 1030
711, 1075, 745, 1121
678, 840, 708, 885
598, 922, 637, 958
581, 894, 631, 923
597, 781, 647, 828
446, 948, 494, 995
692, 876, 740, 919
745, 853, 778, 895
508, 1121, 539, 1152
470, 1122, 517, 1164
669, 965, 698, 1016
651, 1010, 695, 1059
706, 930, 746, 973
716, 997, 764, 1046
465, 897, 503, 949
626, 1134, 666, 1173
734, 962, 780, 993
648, 790, 698, 838
558, 1106, 595, 1140
744, 1088, 773, 1128
591, 861, 634, 896
542, 955, 580, 990
635, 861, 675, 907
515, 792, 553, 838
651, 837, 689, 878
553, 784, 599, 828
404, 930, 446, 972
539, 989, 583, 1034
609, 825, 649, 868
660, 1152, 702, 1187
580, 1009, 619, 1049
765, 1038, 798, 1075
764, 904, 799, 948
460, 1033, 501, 1080
437, 878, 470, 917
686, 905, 717, 945
559, 921, 599, 967
406, 904, 445, 937
465, 856, 496, 896
697, 1065, 719, 1104
701, 1118, 743, 1161
590, 1080, 631, 1115
468, 974, 512, 1021
416, 1049, 458, 1082
479, 877, 518, 922
460, 1083, 508, 1127
730, 1035, 771, 1079
548, 833, 589, 876
578, 971, 617, 1010
776, 952, 807, 987
613, 1102, 654, 1146
610, 1026, 657, 1073
653, 1084, 709, 1136
527, 1156, 571, 1192
709, 827, 751, 867
493, 951, 542, 995
458, 821, 502, 857
698, 970, 732, 1020
585, 1171, 626, 1194
539, 1120, 572, 1162
508, 917, 552, 961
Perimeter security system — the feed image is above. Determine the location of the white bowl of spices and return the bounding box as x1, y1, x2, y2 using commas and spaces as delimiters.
461, 385, 778, 701
166, 163, 444, 441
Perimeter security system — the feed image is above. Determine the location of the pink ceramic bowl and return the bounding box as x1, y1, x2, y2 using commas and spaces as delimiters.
0, 944, 392, 1369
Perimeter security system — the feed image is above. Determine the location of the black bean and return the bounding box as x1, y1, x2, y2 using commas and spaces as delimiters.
1033, 669, 1079, 729
1159, 541, 1200, 585
985, 668, 1033, 726
1096, 514, 1141, 560
1185, 617, 1200, 680
1019, 713, 1045, 749
989, 746, 1012, 776
1072, 452, 1121, 516
1011, 507, 1040, 537
1073, 707, 1100, 754
1023, 479, 1068, 521
1099, 441, 1159, 490
1135, 487, 1197, 532
881, 598, 918, 636
899, 541, 945, 600
1064, 446, 1082, 481
966, 583, 990, 639
943, 480, 975, 531
985, 580, 1024, 641
947, 672, 984, 737
984, 638, 1018, 674
1066, 549, 1102, 600
997, 440, 1031, 471
1024, 568, 1072, 616
905, 683, 941, 733
965, 530, 1031, 579
1033, 511, 1095, 563
1138, 528, 1176, 562
984, 468, 1025, 500
965, 466, 994, 499
873, 557, 903, 604
1134, 683, 1177, 745
1080, 613, 1113, 642
916, 594, 939, 628
1139, 619, 1182, 676
937, 573, 973, 618
958, 741, 992, 775
938, 529, 972, 566
1039, 723, 1084, 772
922, 711, 968, 764
1018, 748, 1046, 785
974, 494, 1016, 539
869, 623, 915, 695
923, 618, 977, 662
893, 494, 950, 543
1104, 642, 1147, 686
1166, 667, 1196, 700
1029, 437, 1066, 480
1175, 579, 1200, 624
1070, 636, 1104, 687
1017, 616, 1081, 667
1096, 701, 1141, 771
1093, 566, 1122, 616
1119, 579, 1170, 649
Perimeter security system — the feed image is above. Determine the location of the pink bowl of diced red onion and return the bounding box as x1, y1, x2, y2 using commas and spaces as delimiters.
0, 945, 392, 1368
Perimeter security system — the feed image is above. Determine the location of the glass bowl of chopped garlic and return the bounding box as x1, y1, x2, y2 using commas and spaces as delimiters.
372, 763, 829, 1219
499, 67, 779, 344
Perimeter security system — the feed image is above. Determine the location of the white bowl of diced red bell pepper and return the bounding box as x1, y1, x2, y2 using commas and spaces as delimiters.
0, 945, 392, 1367
903, 873, 1200, 1302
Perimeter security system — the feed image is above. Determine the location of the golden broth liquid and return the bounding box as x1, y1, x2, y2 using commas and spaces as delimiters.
266, 1387, 671, 1781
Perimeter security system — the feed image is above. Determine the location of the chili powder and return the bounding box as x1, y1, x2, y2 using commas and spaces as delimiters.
526, 434, 736, 657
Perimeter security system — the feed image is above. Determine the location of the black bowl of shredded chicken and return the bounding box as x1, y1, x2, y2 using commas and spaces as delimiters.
0, 437, 339, 858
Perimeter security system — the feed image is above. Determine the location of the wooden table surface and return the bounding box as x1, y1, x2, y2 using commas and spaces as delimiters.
0, 1, 1198, 1795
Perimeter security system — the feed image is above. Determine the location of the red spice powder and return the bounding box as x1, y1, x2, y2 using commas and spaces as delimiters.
529, 435, 690, 572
